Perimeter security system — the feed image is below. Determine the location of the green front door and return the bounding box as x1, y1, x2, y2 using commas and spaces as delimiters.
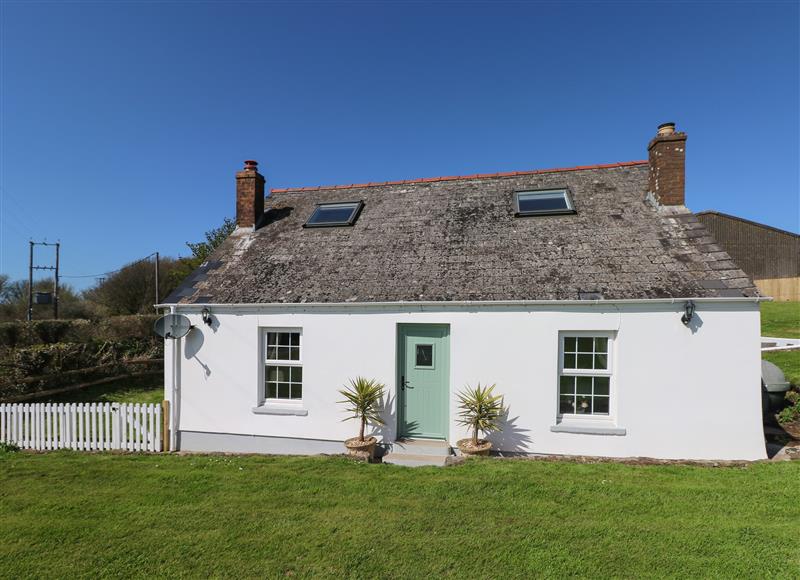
397, 324, 450, 439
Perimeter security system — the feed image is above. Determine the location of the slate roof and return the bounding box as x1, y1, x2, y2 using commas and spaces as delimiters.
165, 161, 759, 304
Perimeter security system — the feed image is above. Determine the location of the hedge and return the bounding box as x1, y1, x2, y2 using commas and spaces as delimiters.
0, 315, 160, 348
0, 316, 163, 401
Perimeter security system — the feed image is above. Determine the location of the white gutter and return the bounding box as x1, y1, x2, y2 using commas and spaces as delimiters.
156, 296, 769, 310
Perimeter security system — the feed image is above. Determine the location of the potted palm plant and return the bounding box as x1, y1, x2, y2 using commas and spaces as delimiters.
455, 383, 505, 457
338, 376, 386, 460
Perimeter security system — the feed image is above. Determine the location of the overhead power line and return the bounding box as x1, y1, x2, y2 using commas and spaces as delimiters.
60, 251, 162, 303
60, 252, 159, 279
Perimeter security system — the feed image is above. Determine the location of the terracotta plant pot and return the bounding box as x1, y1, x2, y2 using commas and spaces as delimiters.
456, 438, 492, 457
344, 436, 378, 460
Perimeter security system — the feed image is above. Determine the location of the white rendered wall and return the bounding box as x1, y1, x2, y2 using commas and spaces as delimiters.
165, 302, 766, 460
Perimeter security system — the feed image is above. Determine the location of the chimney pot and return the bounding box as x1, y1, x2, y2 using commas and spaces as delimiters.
657, 122, 676, 136
244, 159, 258, 171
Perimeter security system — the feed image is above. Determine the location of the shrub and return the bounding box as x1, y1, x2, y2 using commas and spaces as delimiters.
0, 316, 163, 401
338, 377, 386, 442
777, 389, 800, 425
0, 315, 160, 348
455, 383, 505, 445
0, 323, 22, 348
30, 320, 77, 344
92, 315, 161, 341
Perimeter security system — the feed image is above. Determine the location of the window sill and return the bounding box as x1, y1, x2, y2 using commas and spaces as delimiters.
251, 404, 308, 416
550, 421, 626, 436
514, 209, 576, 218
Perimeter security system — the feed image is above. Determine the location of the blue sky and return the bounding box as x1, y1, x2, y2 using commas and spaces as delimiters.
1, 1, 798, 290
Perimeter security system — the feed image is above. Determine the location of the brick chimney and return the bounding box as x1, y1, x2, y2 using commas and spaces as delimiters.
236, 160, 265, 228
648, 122, 687, 206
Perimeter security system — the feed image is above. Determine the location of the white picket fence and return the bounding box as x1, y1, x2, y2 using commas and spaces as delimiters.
0, 402, 163, 452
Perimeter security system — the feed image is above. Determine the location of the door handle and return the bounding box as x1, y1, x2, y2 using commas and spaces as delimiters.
401, 375, 411, 390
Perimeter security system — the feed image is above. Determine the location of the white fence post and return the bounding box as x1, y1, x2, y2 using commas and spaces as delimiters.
43, 403, 50, 450
58, 403, 65, 449
112, 404, 119, 449
26, 403, 32, 449
118, 404, 125, 451
103, 403, 110, 451
68, 403, 75, 450
155, 403, 162, 453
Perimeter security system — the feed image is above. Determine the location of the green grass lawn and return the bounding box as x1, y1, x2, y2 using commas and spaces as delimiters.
761, 301, 800, 339
763, 350, 800, 387
31, 374, 163, 405
0, 453, 797, 578
762, 302, 800, 388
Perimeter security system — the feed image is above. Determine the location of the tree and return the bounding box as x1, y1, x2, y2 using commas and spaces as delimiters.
0, 274, 10, 303
0, 278, 89, 322
0, 218, 237, 320
86, 218, 236, 315
186, 217, 236, 264
84, 256, 183, 316
170, 217, 236, 286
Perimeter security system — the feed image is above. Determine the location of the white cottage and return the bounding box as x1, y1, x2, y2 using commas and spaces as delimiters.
161, 123, 767, 461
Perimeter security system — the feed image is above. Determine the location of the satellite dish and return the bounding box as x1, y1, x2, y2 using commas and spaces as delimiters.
154, 314, 193, 339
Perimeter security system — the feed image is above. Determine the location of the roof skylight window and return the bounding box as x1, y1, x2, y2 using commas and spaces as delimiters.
304, 201, 364, 228
514, 189, 575, 216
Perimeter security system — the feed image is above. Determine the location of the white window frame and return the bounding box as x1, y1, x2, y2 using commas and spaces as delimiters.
557, 331, 615, 421
514, 188, 575, 216
262, 328, 303, 404
303, 200, 364, 228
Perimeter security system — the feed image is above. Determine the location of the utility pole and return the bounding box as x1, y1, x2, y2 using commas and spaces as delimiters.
27, 241, 33, 322
154, 251, 160, 304
54, 242, 60, 319
27, 241, 60, 321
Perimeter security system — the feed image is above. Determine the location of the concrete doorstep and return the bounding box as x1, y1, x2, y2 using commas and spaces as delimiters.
382, 439, 452, 467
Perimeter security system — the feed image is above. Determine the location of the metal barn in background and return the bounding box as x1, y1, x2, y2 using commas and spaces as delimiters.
697, 211, 799, 301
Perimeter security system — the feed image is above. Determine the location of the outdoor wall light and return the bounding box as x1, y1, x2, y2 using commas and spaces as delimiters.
681, 300, 695, 326
201, 308, 213, 326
